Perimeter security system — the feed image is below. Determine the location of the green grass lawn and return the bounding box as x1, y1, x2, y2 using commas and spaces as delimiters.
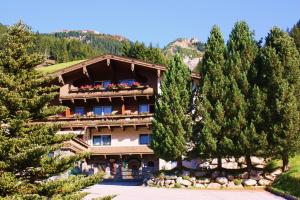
267, 154, 300, 198
37, 59, 86, 73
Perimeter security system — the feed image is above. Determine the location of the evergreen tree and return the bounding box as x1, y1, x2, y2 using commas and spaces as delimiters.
0, 22, 102, 198
224, 21, 268, 173
192, 25, 229, 169
290, 19, 300, 53
151, 54, 192, 168
259, 27, 300, 171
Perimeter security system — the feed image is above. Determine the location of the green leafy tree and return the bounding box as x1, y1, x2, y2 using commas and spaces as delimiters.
0, 22, 102, 198
192, 25, 229, 169
151, 54, 192, 168
259, 27, 300, 171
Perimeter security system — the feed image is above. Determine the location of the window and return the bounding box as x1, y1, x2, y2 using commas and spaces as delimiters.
139, 134, 152, 145
74, 107, 85, 116
93, 106, 113, 116
93, 135, 111, 146
93, 106, 102, 115
102, 106, 113, 115
139, 104, 149, 113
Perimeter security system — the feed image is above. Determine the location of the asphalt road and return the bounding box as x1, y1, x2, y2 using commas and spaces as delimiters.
83, 182, 285, 200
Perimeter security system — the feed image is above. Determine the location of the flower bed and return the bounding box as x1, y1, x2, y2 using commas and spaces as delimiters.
76, 81, 146, 92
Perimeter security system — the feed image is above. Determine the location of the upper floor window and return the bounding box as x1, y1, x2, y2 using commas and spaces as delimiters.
139, 134, 152, 145
93, 135, 111, 146
93, 106, 113, 116
74, 107, 85, 116
139, 104, 149, 114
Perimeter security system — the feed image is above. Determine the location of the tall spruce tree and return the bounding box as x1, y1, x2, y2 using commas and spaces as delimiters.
0, 22, 102, 199
151, 54, 192, 168
224, 21, 268, 173
259, 27, 300, 171
193, 25, 229, 169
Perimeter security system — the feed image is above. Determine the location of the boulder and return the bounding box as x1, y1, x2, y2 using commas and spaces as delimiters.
271, 168, 283, 176
195, 183, 206, 188
157, 179, 165, 187
165, 175, 177, 180
211, 158, 226, 165
251, 157, 265, 165
195, 171, 207, 177
176, 177, 183, 184
210, 165, 218, 169
165, 179, 175, 185
189, 177, 196, 182
258, 179, 271, 186
199, 162, 210, 169
227, 175, 235, 181
207, 182, 221, 189
146, 179, 154, 186
243, 179, 257, 186
237, 157, 246, 164
250, 170, 264, 176
254, 164, 265, 169
227, 181, 236, 188
238, 172, 249, 179
222, 162, 239, 169
181, 179, 192, 187
197, 178, 211, 184
215, 177, 228, 185
264, 174, 276, 181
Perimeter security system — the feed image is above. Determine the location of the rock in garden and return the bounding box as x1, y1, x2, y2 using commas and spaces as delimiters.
258, 179, 271, 186
237, 157, 246, 164
157, 179, 165, 187
227, 181, 236, 188
199, 161, 210, 168
254, 164, 265, 169
227, 175, 235, 181
165, 179, 175, 185
207, 182, 222, 189
251, 157, 265, 165
146, 179, 154, 186
238, 172, 249, 179
181, 179, 192, 187
165, 175, 177, 180
222, 162, 239, 169
243, 179, 257, 186
271, 168, 282, 176
195, 183, 206, 188
215, 177, 228, 185
264, 174, 276, 181
197, 178, 211, 184
176, 177, 183, 184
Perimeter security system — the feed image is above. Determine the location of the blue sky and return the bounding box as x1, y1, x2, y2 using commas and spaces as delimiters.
1, 0, 299, 47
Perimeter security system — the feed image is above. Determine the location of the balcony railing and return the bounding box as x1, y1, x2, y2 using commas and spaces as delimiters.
60, 84, 154, 100
43, 113, 153, 128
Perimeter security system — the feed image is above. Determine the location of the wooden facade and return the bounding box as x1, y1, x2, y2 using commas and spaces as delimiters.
46, 55, 199, 179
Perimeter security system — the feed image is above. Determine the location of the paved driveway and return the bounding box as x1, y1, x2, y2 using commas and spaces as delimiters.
83, 182, 285, 200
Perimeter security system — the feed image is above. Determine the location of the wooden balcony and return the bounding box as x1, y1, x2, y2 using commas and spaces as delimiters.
59, 84, 154, 102
45, 113, 153, 129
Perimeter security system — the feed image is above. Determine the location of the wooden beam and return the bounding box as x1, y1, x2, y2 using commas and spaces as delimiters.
133, 95, 137, 101
84, 98, 87, 103
107, 125, 111, 131
131, 63, 135, 71
157, 69, 161, 78
121, 96, 124, 101
107, 59, 110, 66
58, 75, 65, 85
59, 99, 62, 104
133, 125, 137, 131
96, 97, 99, 102
120, 125, 124, 131
109, 97, 112, 102
71, 98, 75, 103
146, 95, 149, 100
82, 65, 90, 79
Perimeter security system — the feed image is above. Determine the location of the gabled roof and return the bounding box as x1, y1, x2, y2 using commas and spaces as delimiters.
53, 54, 200, 79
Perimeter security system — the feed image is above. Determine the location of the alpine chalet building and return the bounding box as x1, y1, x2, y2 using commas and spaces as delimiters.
47, 55, 199, 179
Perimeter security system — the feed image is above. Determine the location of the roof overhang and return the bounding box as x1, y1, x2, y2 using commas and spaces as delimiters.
52, 54, 200, 79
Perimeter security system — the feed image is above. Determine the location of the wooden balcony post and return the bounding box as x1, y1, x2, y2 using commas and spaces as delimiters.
122, 103, 126, 115
65, 107, 71, 117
